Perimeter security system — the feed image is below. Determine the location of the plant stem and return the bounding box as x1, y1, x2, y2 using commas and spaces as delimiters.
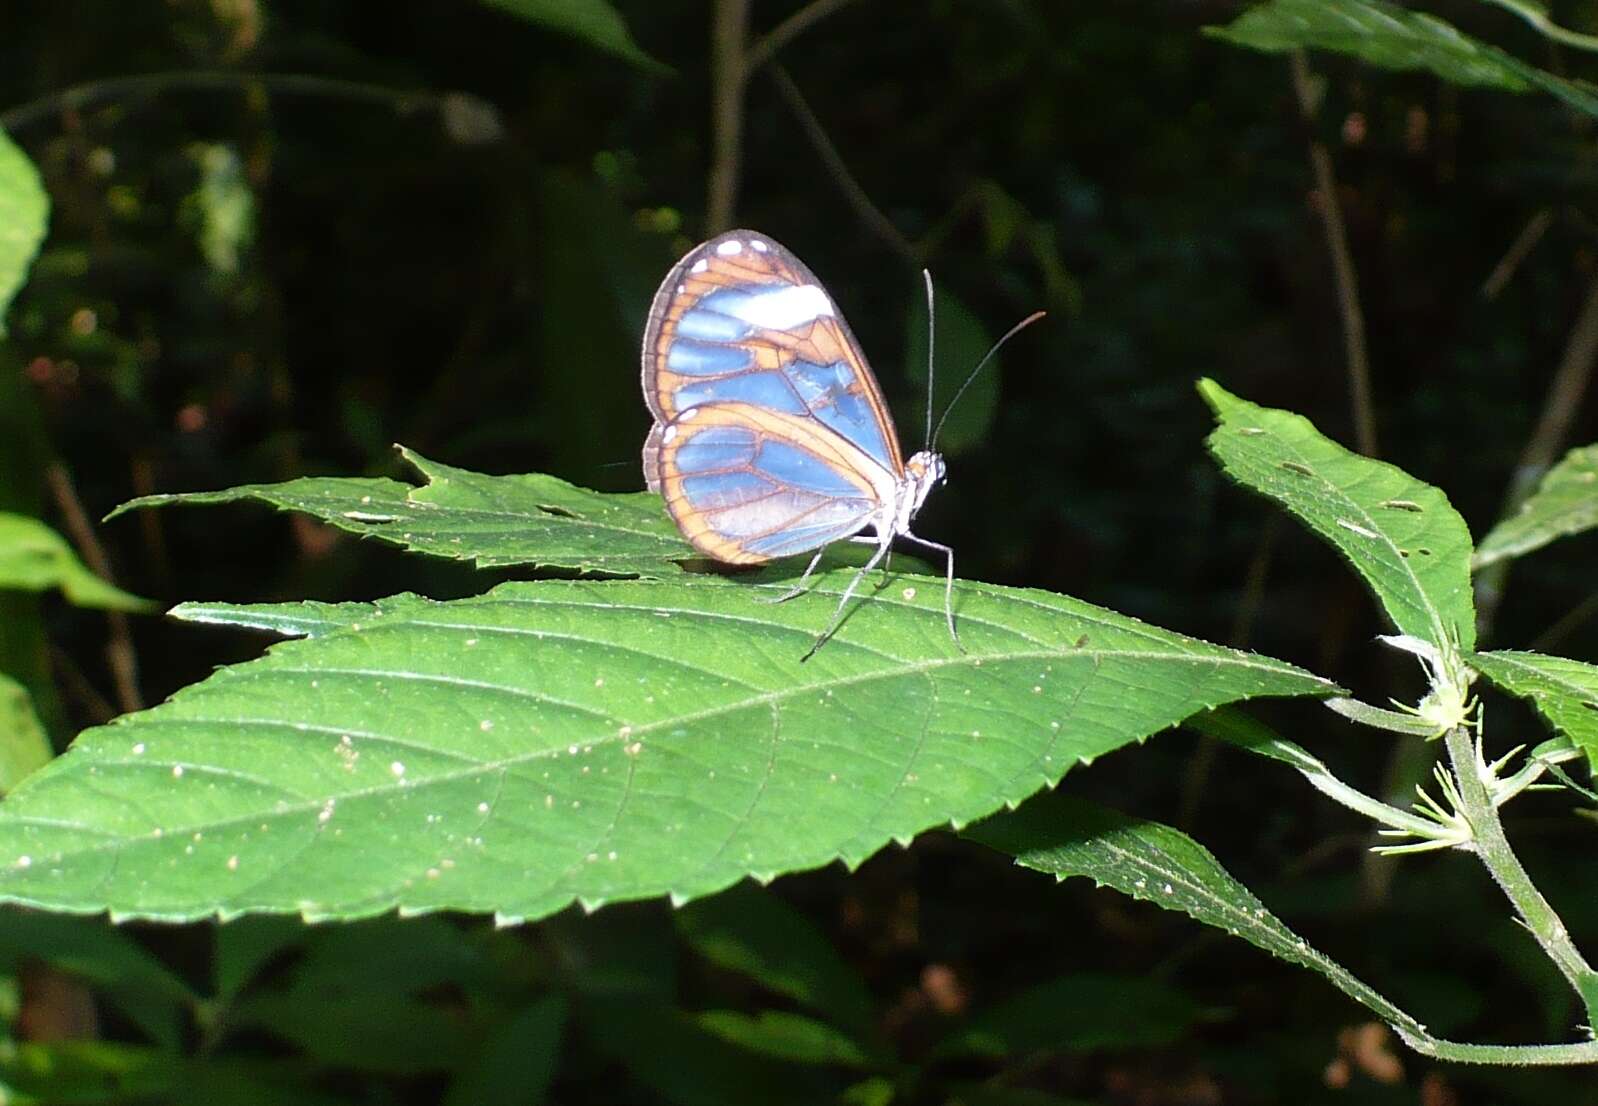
1444, 726, 1598, 1027
44, 464, 142, 714
706, 0, 749, 234
1289, 51, 1377, 458
1474, 272, 1598, 640
767, 65, 918, 266
744, 0, 859, 74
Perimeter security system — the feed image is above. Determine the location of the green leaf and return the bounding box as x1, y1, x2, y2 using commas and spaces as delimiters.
0, 672, 53, 792
0, 513, 155, 612
1206, 0, 1598, 118
677, 885, 876, 1038
964, 794, 1430, 1042
581, 995, 833, 1106
444, 996, 566, 1106
211, 915, 308, 1000
0, 574, 1331, 922
110, 447, 689, 577
480, 0, 669, 73
1199, 379, 1475, 651
0, 1041, 185, 1105
932, 974, 1201, 1058
0, 126, 48, 334
696, 1009, 873, 1066
1474, 444, 1598, 569
908, 285, 998, 456
1471, 650, 1598, 771
0, 912, 195, 1049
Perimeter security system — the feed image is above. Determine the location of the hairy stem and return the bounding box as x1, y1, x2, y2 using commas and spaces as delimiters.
1444, 726, 1598, 1028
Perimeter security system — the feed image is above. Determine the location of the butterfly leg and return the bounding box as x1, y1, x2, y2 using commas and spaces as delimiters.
901, 533, 962, 651
801, 536, 894, 662
757, 547, 829, 605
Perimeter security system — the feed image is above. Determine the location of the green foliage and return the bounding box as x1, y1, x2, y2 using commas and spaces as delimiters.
1200, 378, 1475, 650
0, 673, 51, 792
695, 1009, 874, 1066
0, 126, 46, 334
112, 447, 689, 576
479, 0, 667, 72
966, 793, 1427, 1041
0, 572, 1328, 921
930, 974, 1201, 1058
677, 885, 876, 1038
1209, 0, 1598, 117
1475, 444, 1598, 568
0, 512, 154, 612
907, 285, 998, 456
8, 1, 1598, 1099
1471, 651, 1598, 770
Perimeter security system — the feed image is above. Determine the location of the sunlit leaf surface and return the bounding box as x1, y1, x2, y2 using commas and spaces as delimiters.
111, 447, 690, 577
0, 576, 1330, 922
1200, 379, 1475, 650
1208, 0, 1598, 117
1474, 444, 1598, 569
0, 126, 47, 332
1471, 650, 1598, 770
0, 512, 155, 612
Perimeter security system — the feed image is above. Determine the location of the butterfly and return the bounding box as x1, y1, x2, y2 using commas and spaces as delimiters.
641, 229, 959, 658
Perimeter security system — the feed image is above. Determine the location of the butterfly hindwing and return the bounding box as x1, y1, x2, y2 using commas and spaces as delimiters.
652, 401, 886, 564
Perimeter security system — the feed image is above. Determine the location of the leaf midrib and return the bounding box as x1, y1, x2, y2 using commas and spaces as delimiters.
6, 640, 1315, 864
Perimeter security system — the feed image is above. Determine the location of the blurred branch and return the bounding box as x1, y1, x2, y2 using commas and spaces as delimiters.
768, 65, 918, 266
745, 0, 860, 73
706, 0, 750, 234
0, 71, 455, 134
1179, 515, 1281, 829
1481, 208, 1553, 300
43, 464, 142, 714
1289, 51, 1378, 458
1477, 0, 1598, 51
1475, 273, 1598, 638
1531, 590, 1598, 653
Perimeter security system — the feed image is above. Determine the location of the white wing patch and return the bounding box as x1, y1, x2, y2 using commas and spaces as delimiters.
724, 284, 835, 329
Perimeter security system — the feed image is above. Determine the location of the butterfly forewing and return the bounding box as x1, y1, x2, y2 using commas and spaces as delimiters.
642, 230, 907, 563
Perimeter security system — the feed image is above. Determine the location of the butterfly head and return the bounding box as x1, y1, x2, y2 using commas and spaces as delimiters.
903, 449, 946, 520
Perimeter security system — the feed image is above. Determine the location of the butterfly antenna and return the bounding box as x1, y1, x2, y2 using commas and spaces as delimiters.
930, 310, 1047, 452
921, 269, 936, 450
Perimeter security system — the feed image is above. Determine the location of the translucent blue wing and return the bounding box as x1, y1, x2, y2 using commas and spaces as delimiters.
650, 402, 889, 565
642, 230, 905, 480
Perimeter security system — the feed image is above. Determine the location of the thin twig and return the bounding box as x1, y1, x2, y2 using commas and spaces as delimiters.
1481, 208, 1554, 300
1178, 515, 1281, 829
1290, 51, 1378, 457
768, 64, 918, 266
1475, 273, 1598, 639
1530, 591, 1598, 653
0, 71, 444, 134
43, 464, 143, 714
706, 0, 750, 234
745, 0, 860, 74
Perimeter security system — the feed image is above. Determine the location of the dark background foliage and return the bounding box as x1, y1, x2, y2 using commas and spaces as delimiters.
2, 1, 1597, 1102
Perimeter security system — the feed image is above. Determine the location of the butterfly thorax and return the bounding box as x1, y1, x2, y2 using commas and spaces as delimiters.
892, 450, 945, 536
